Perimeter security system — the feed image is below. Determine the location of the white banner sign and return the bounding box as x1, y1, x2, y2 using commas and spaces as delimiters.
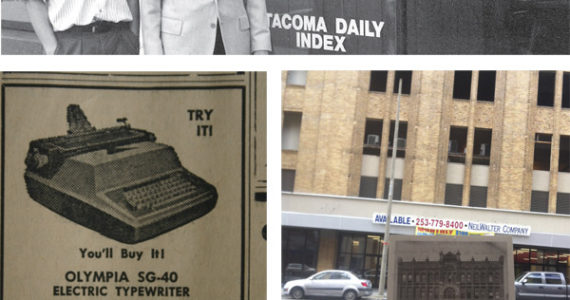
372, 213, 531, 236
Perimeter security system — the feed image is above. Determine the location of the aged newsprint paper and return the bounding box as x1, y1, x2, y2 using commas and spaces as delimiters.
0, 72, 267, 299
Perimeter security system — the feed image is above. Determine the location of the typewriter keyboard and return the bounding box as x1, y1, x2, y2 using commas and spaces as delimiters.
107, 172, 201, 212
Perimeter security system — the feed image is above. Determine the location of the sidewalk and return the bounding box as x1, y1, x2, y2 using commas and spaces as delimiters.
362, 289, 386, 299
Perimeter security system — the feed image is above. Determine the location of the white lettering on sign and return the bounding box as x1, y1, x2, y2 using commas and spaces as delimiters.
296, 32, 346, 52
269, 13, 328, 32
371, 213, 531, 236
335, 18, 384, 37
267, 13, 384, 53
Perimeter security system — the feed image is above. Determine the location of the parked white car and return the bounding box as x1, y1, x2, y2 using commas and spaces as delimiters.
283, 270, 373, 300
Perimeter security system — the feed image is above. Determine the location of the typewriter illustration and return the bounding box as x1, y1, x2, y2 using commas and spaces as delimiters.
24, 105, 217, 244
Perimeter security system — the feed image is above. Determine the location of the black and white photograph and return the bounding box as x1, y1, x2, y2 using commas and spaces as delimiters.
3, 0, 570, 55
1, 0, 272, 55
387, 236, 515, 300
1, 72, 267, 299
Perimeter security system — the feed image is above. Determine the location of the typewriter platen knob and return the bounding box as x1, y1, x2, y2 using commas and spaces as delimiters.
25, 148, 49, 170
116, 118, 129, 127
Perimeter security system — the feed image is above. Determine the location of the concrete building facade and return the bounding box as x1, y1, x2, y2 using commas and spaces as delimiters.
281, 71, 570, 287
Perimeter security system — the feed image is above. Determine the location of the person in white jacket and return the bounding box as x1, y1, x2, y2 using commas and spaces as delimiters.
141, 0, 272, 55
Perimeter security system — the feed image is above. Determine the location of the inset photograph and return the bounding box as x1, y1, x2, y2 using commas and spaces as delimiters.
1, 0, 271, 55
281, 71, 570, 299
3, 0, 569, 54
1, 72, 267, 299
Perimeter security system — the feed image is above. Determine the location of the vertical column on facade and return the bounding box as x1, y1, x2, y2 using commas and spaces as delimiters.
487, 71, 507, 208
433, 71, 455, 204
312, 71, 344, 193
461, 72, 478, 206
503, 71, 536, 211
548, 71, 563, 213
316, 230, 338, 271
310, 71, 362, 195
347, 72, 374, 196
376, 71, 396, 198
281, 71, 288, 96
401, 71, 420, 201
294, 71, 325, 193
282, 71, 308, 174
408, 71, 445, 203
521, 72, 539, 211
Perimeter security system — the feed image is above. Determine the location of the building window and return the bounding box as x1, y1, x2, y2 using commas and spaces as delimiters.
282, 228, 319, 283
388, 120, 407, 158
448, 126, 468, 163
534, 133, 552, 171
337, 233, 365, 276
453, 71, 472, 100
282, 111, 302, 150
446, 126, 468, 206
370, 71, 388, 92
363, 118, 383, 156
382, 121, 406, 201
557, 135, 570, 215
513, 247, 570, 280
563, 72, 570, 109
561, 136, 570, 172
393, 71, 412, 94
469, 128, 491, 208
445, 184, 463, 206
472, 128, 492, 165
361, 119, 383, 199
282, 169, 296, 192
337, 233, 383, 287
383, 178, 403, 201
558, 193, 570, 215
537, 71, 556, 107
359, 176, 378, 198
531, 191, 549, 213
532, 133, 551, 213
477, 71, 496, 102
286, 71, 307, 86
469, 186, 487, 208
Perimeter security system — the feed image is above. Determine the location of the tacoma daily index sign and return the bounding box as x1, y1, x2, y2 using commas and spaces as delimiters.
372, 213, 531, 237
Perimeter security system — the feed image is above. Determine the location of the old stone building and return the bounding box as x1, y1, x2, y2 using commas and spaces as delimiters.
282, 71, 570, 286
397, 252, 504, 300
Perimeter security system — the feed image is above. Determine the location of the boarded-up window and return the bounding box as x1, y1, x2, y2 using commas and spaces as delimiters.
370, 71, 388, 92
531, 191, 549, 213
453, 71, 472, 100
445, 184, 463, 206
477, 71, 496, 101
282, 169, 296, 192
359, 176, 378, 198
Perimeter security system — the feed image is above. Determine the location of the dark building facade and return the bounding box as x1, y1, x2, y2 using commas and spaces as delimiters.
266, 0, 570, 54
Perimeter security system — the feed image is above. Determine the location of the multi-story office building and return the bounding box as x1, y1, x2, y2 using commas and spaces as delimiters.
282, 71, 570, 286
